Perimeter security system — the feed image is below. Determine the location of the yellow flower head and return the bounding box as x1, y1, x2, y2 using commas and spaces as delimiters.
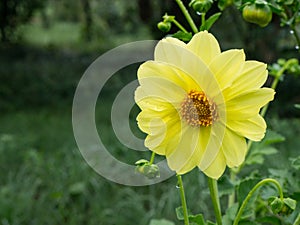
135, 31, 275, 179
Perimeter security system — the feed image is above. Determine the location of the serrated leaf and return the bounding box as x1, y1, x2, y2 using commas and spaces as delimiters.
200, 13, 222, 31
171, 31, 193, 42
149, 219, 175, 225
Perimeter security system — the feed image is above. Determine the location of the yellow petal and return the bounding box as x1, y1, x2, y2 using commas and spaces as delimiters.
221, 128, 247, 168
154, 37, 187, 64
198, 122, 226, 171
226, 114, 267, 141
187, 31, 221, 64
209, 49, 245, 90
202, 150, 226, 179
224, 61, 268, 100
226, 88, 275, 120
166, 125, 204, 174
135, 87, 172, 111
138, 61, 200, 92
144, 115, 181, 155
154, 37, 222, 98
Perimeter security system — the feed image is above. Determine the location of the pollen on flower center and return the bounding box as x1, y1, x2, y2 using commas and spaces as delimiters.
180, 90, 217, 127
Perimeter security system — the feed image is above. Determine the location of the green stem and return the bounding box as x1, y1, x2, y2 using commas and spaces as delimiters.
174, 0, 198, 33
291, 26, 300, 51
208, 178, 223, 225
173, 19, 189, 33
233, 178, 284, 225
149, 152, 156, 165
177, 175, 190, 225
293, 213, 300, 225
201, 13, 206, 27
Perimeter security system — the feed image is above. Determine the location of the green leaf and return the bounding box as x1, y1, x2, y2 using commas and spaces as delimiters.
149, 219, 175, 225
256, 216, 281, 225
176, 207, 206, 225
189, 214, 206, 225
175, 206, 185, 220
290, 156, 300, 170
295, 104, 300, 109
245, 130, 284, 166
283, 197, 296, 210
171, 31, 193, 42
222, 203, 239, 225
218, 175, 235, 197
237, 178, 261, 219
200, 13, 222, 31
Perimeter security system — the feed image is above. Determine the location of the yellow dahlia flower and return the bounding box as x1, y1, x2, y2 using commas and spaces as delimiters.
135, 31, 275, 179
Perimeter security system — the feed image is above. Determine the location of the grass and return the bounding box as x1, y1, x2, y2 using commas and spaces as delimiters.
1, 102, 300, 224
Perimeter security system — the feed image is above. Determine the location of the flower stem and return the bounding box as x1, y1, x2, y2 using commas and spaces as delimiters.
233, 178, 284, 225
173, 19, 189, 33
174, 0, 198, 33
208, 177, 223, 225
149, 152, 156, 165
177, 174, 190, 225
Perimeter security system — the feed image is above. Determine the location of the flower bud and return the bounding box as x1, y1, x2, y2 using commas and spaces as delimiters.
242, 2, 272, 27
269, 197, 284, 214
190, 0, 213, 13
135, 159, 160, 179
157, 21, 172, 32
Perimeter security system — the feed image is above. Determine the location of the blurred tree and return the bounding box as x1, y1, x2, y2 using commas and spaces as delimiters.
80, 0, 93, 41
0, 0, 45, 42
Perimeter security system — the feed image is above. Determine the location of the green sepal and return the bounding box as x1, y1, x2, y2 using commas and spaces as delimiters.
171, 31, 193, 42
200, 12, 222, 31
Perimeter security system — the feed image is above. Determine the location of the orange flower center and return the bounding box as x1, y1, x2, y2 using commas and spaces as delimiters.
180, 90, 217, 127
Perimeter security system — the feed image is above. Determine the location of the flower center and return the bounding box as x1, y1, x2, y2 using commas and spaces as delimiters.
180, 90, 217, 127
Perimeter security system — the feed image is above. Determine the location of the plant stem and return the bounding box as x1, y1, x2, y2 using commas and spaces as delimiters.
173, 19, 189, 33
149, 152, 156, 165
174, 0, 198, 33
177, 175, 190, 225
293, 213, 300, 225
291, 26, 300, 51
233, 178, 284, 225
208, 177, 223, 225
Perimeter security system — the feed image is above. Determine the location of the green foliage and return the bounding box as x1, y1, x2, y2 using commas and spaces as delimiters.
245, 130, 285, 166
0, 0, 45, 42
149, 219, 175, 225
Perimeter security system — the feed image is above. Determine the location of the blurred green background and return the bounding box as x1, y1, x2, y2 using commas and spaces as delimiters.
0, 0, 300, 224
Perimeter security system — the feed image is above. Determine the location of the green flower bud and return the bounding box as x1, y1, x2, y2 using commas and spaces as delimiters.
190, 0, 213, 13
269, 197, 284, 214
242, 2, 272, 27
135, 159, 160, 179
157, 21, 172, 32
